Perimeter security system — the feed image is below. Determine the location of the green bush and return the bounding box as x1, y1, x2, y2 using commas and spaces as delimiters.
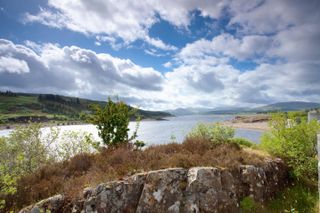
88, 97, 139, 147
230, 138, 255, 147
188, 123, 235, 143
260, 113, 320, 181
240, 196, 257, 212
0, 124, 97, 210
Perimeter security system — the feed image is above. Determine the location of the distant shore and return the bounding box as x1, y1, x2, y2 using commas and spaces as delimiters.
0, 117, 171, 131
221, 114, 270, 131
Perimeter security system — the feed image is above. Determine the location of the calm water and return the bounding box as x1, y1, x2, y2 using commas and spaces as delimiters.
0, 115, 264, 145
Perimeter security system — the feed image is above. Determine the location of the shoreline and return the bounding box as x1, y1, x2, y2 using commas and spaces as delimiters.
0, 116, 172, 131
221, 120, 270, 131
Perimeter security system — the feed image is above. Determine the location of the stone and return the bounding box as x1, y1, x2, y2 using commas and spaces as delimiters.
19, 159, 288, 213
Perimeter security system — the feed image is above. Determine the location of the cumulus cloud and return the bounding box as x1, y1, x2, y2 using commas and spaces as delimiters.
23, 0, 227, 50
3, 0, 320, 109
178, 34, 272, 62
0, 39, 164, 98
0, 57, 30, 74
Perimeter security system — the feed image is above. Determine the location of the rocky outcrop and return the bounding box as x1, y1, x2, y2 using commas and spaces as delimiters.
19, 159, 288, 213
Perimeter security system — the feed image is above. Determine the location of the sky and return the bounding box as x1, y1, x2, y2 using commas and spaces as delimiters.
0, 0, 319, 110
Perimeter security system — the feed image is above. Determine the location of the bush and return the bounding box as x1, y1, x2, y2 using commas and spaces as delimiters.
88, 97, 139, 147
53, 131, 96, 161
230, 138, 255, 147
240, 196, 257, 212
0, 124, 96, 210
260, 113, 320, 181
0, 123, 54, 210
188, 123, 235, 143
8, 137, 266, 210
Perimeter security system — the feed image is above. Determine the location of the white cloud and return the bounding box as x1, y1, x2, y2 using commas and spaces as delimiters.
228, 0, 320, 34
0, 39, 163, 98
23, 0, 227, 51
178, 34, 272, 62
0, 57, 30, 74
144, 36, 177, 51
1, 38, 320, 110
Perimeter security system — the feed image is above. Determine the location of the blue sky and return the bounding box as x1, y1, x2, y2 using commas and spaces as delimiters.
0, 0, 319, 110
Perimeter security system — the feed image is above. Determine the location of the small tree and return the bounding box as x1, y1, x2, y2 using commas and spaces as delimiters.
89, 97, 139, 147
261, 112, 320, 181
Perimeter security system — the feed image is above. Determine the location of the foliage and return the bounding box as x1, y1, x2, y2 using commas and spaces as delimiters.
240, 196, 257, 212
133, 140, 145, 150
10, 138, 266, 209
53, 131, 96, 161
88, 97, 139, 147
265, 183, 317, 213
230, 137, 255, 147
0, 123, 55, 209
0, 124, 96, 210
188, 123, 235, 143
260, 113, 320, 181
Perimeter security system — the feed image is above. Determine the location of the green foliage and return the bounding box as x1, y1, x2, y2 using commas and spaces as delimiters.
89, 97, 139, 147
230, 138, 255, 147
133, 140, 145, 150
188, 123, 235, 143
240, 196, 257, 212
260, 113, 320, 181
53, 131, 96, 161
265, 183, 317, 213
0, 124, 97, 210
0, 123, 53, 209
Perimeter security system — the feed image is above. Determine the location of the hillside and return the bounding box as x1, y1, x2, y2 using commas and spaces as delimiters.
0, 91, 172, 125
252, 101, 320, 112
205, 101, 320, 115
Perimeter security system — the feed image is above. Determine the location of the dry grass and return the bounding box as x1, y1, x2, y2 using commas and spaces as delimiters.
9, 137, 269, 210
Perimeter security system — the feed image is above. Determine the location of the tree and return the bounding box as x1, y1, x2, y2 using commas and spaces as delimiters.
88, 97, 139, 147
261, 112, 320, 181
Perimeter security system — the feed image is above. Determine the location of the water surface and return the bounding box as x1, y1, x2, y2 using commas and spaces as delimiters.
0, 115, 264, 144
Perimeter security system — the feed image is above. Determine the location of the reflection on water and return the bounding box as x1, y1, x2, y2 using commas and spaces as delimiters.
0, 115, 264, 145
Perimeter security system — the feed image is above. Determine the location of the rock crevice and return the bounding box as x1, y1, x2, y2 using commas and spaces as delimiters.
20, 159, 288, 213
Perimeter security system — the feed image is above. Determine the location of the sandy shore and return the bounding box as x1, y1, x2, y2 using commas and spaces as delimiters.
221, 120, 270, 131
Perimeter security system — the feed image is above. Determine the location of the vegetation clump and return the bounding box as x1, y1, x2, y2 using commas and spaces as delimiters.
188, 123, 235, 143
88, 97, 140, 148
261, 112, 320, 181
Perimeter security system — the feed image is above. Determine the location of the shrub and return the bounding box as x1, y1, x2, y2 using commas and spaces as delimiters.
88, 97, 139, 147
0, 124, 96, 210
0, 123, 54, 210
8, 137, 266, 210
53, 131, 96, 161
188, 123, 235, 143
230, 138, 255, 147
240, 196, 257, 212
260, 113, 320, 181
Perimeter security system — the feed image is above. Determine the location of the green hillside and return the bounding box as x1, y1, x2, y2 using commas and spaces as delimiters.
0, 91, 172, 125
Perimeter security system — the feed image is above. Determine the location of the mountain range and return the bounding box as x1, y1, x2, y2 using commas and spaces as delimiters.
167, 101, 320, 116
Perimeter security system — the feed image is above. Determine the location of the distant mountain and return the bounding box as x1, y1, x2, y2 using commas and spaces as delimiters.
252, 101, 320, 112
205, 101, 320, 115
206, 107, 250, 115
166, 107, 212, 116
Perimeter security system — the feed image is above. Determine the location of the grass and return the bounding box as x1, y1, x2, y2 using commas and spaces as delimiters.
249, 182, 318, 213
6, 137, 269, 210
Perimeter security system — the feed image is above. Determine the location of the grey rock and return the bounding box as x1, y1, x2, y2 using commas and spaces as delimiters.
19, 159, 288, 213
